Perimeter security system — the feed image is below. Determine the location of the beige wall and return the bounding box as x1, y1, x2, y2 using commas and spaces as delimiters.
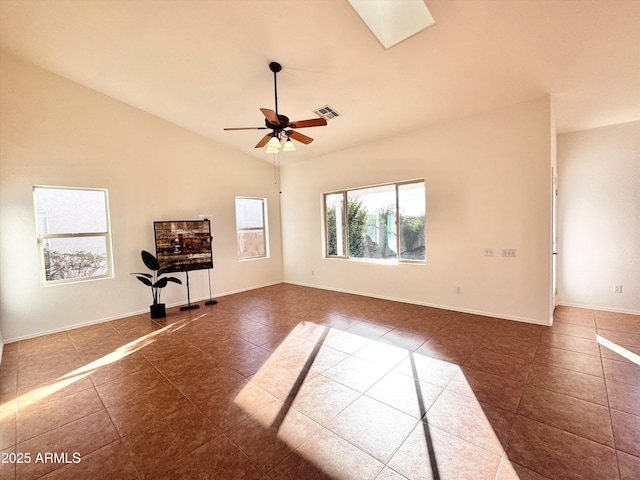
0, 53, 284, 341
558, 121, 640, 313
280, 97, 554, 325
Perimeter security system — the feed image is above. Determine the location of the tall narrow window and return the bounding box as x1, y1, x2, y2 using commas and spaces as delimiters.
398, 182, 426, 260
325, 193, 345, 257
235, 197, 268, 260
33, 186, 113, 284
323, 180, 425, 262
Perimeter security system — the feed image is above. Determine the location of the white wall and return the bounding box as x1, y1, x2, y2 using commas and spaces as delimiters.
0, 53, 283, 341
0, 52, 557, 340
280, 97, 554, 325
557, 121, 640, 313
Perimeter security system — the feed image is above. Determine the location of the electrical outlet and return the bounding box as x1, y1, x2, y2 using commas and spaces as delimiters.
614, 284, 623, 294
484, 248, 494, 257
502, 248, 517, 257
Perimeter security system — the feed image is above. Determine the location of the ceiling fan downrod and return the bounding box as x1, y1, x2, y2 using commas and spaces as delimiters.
269, 61, 281, 116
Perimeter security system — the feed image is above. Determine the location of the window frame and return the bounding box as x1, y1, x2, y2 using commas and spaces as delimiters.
235, 196, 269, 261
323, 180, 425, 263
33, 185, 114, 285
324, 192, 347, 258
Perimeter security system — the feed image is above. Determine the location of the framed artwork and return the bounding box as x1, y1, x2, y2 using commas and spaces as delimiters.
154, 220, 213, 273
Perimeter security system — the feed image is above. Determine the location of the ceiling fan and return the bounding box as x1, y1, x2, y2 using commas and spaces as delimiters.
224, 61, 327, 152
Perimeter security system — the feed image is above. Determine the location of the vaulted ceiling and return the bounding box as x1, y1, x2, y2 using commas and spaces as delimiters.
1, 0, 639, 162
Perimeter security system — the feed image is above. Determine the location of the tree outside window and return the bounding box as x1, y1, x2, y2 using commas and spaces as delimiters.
324, 181, 425, 262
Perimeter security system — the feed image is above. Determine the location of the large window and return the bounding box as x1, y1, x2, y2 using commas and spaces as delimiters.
235, 197, 268, 260
33, 186, 113, 284
325, 180, 425, 262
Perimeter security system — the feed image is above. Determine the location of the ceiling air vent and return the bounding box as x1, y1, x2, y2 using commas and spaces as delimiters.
313, 105, 341, 121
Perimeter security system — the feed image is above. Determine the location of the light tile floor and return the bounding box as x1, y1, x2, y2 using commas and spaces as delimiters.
0, 284, 639, 479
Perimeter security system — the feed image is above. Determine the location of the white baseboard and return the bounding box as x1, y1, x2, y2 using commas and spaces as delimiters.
6, 280, 561, 343
3, 281, 282, 344
4, 310, 148, 344
558, 302, 640, 316
285, 281, 552, 326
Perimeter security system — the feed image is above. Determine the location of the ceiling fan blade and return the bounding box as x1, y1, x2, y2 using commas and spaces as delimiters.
260, 108, 280, 125
288, 118, 328, 129
255, 133, 273, 148
286, 130, 314, 144
224, 127, 268, 131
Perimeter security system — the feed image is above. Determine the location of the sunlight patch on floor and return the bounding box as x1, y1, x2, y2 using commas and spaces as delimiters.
233, 321, 515, 480
597, 334, 640, 365
0, 315, 208, 421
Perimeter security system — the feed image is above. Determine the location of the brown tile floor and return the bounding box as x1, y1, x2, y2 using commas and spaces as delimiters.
0, 284, 639, 479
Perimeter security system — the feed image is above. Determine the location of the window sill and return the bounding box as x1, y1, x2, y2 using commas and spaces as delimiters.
324, 256, 426, 265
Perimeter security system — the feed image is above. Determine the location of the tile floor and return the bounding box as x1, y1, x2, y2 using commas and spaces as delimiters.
0, 284, 639, 479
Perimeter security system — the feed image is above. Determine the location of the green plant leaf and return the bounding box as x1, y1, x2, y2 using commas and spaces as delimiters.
165, 277, 182, 285
135, 276, 153, 287
154, 277, 169, 288
141, 250, 160, 271
131, 272, 153, 279
157, 260, 179, 276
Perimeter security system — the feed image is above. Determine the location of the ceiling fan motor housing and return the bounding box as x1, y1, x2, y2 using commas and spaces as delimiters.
265, 114, 290, 132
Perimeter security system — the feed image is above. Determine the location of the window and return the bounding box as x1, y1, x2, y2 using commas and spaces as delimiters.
33, 186, 113, 284
324, 180, 425, 262
325, 193, 345, 256
235, 197, 268, 259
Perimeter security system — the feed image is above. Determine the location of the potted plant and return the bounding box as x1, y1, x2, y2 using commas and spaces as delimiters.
131, 250, 182, 319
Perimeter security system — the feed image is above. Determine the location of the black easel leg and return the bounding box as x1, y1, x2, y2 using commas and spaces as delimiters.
180, 270, 200, 311
205, 268, 218, 305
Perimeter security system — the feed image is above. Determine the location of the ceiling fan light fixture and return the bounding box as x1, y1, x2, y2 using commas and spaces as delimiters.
265, 145, 279, 155
282, 138, 296, 152
267, 135, 281, 149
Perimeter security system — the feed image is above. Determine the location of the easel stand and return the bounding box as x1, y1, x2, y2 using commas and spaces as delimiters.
205, 268, 218, 305
180, 270, 200, 311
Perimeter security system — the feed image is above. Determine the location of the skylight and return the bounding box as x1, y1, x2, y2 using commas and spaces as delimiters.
347, 0, 435, 49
